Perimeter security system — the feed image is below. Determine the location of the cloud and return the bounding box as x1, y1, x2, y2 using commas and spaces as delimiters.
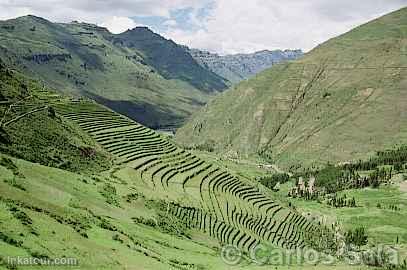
0, 0, 406, 54
100, 16, 138, 34
163, 19, 177, 27
0, 0, 209, 22
163, 0, 407, 54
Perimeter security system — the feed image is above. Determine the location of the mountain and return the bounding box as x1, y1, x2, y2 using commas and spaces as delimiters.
187, 48, 303, 83
175, 7, 407, 169
114, 27, 229, 91
0, 15, 228, 129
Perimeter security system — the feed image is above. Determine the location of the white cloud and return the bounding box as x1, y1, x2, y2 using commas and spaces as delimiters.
100, 16, 138, 34
0, 0, 208, 22
164, 0, 407, 54
0, 0, 405, 54
163, 19, 177, 27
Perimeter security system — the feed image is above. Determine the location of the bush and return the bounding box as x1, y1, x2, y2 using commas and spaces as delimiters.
112, 234, 124, 243
0, 157, 21, 177
98, 183, 120, 207
156, 213, 190, 237
132, 216, 157, 227
4, 177, 26, 191
99, 218, 117, 231
0, 232, 22, 247
0, 127, 11, 144
258, 173, 290, 190
345, 227, 368, 248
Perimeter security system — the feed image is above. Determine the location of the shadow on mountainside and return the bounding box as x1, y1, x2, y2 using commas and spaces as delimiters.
85, 92, 185, 130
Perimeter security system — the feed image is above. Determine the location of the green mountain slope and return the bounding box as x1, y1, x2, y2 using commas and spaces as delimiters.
0, 15, 228, 129
175, 7, 407, 169
114, 27, 229, 91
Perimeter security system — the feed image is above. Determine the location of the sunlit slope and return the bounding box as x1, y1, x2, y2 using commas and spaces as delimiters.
175, 7, 407, 168
53, 100, 333, 253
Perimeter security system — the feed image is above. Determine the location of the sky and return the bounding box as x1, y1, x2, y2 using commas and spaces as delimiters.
0, 0, 406, 55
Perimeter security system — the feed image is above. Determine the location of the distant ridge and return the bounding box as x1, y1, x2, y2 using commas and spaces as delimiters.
187, 47, 303, 83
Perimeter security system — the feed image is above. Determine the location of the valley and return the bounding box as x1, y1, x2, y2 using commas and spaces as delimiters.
0, 5, 407, 270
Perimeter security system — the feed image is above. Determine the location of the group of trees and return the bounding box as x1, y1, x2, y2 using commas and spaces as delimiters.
343, 146, 407, 171
327, 194, 357, 208
377, 203, 401, 212
298, 164, 395, 194
258, 172, 290, 190
288, 188, 319, 201
345, 227, 368, 248
291, 146, 407, 194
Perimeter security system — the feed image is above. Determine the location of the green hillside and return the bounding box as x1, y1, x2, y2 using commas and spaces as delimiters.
0, 59, 111, 173
175, 7, 407, 169
0, 15, 228, 129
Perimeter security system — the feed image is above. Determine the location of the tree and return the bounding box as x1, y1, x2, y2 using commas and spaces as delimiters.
345, 227, 368, 248
48, 106, 56, 118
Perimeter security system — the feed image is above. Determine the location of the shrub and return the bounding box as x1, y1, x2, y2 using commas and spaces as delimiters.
8, 206, 32, 226
112, 234, 124, 243
258, 173, 291, 190
99, 218, 117, 231
0, 127, 11, 144
124, 192, 143, 203
345, 227, 368, 248
132, 216, 156, 227
0, 232, 22, 247
4, 177, 26, 191
156, 213, 190, 237
0, 157, 22, 177
98, 183, 120, 207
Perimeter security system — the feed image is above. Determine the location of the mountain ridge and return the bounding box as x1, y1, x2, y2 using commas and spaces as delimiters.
187, 47, 303, 83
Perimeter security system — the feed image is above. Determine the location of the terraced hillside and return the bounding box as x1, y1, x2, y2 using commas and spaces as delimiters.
52, 100, 333, 253
175, 7, 407, 169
